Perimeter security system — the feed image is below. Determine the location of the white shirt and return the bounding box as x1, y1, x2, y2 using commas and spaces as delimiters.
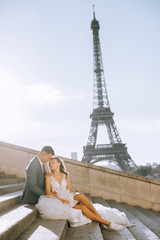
37, 156, 44, 172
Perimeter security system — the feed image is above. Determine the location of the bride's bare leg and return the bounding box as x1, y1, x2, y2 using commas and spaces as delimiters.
74, 193, 101, 218
73, 204, 110, 227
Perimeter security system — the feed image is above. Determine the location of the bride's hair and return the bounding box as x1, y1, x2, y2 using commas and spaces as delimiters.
50, 156, 68, 175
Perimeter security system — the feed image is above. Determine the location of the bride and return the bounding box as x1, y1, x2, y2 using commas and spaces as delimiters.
35, 156, 134, 230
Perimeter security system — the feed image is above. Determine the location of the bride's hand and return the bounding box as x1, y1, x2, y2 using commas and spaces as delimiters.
62, 200, 70, 204
71, 189, 76, 194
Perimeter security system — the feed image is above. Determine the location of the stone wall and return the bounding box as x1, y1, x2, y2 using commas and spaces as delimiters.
0, 141, 38, 178
0, 141, 160, 211
63, 156, 160, 212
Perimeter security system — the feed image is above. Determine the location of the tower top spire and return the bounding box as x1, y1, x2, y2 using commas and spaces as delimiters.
92, 5, 96, 19
91, 5, 100, 30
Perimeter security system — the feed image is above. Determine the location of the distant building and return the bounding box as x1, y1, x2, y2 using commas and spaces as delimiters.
71, 152, 77, 160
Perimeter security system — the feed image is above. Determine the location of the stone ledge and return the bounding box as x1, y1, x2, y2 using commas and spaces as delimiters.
16, 218, 68, 240
0, 183, 24, 195
0, 205, 37, 240
62, 156, 160, 185
0, 190, 22, 213
0, 141, 38, 155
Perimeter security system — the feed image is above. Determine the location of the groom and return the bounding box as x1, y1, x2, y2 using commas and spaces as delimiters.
21, 145, 54, 204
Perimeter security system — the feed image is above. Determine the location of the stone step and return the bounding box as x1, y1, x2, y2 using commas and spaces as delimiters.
92, 197, 110, 207
136, 206, 160, 225
0, 183, 24, 195
0, 172, 5, 177
101, 227, 137, 240
121, 202, 160, 238
65, 222, 103, 240
0, 204, 37, 240
0, 179, 24, 185
65, 194, 103, 240
0, 190, 22, 213
92, 197, 136, 240
107, 200, 160, 240
16, 219, 68, 240
0, 192, 159, 240
0, 172, 17, 179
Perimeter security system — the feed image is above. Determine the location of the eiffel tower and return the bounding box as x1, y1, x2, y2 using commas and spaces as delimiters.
82, 9, 137, 172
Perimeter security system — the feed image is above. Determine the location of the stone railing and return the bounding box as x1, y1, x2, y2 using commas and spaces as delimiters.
0, 141, 160, 211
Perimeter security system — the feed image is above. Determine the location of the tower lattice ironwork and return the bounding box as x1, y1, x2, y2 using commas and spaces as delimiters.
82, 10, 137, 172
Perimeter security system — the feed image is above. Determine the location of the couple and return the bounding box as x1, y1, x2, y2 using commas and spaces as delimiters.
21, 146, 134, 230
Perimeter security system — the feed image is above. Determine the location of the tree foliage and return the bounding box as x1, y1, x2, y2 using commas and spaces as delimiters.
134, 163, 160, 179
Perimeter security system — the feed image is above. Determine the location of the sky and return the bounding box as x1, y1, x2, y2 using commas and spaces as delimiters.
0, 0, 160, 167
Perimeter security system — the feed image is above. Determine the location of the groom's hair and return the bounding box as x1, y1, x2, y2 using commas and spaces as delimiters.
40, 146, 55, 155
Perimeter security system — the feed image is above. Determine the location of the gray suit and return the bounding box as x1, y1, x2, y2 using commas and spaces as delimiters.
21, 156, 45, 204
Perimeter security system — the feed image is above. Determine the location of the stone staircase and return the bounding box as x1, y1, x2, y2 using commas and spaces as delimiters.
0, 172, 160, 240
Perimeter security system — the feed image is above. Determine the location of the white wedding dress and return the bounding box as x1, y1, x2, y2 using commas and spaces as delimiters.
35, 174, 92, 227
35, 174, 133, 229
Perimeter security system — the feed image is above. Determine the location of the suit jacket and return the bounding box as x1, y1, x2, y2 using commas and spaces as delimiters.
21, 156, 45, 204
